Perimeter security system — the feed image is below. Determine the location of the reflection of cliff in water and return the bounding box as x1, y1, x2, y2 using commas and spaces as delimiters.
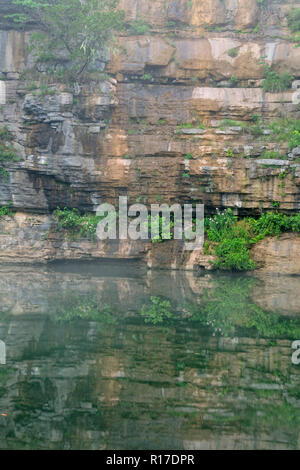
0, 262, 299, 450
0, 340, 5, 365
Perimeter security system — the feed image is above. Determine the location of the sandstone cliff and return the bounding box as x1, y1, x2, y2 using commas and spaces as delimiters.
0, 0, 300, 270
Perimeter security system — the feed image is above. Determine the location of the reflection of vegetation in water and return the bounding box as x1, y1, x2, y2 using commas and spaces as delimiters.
206, 399, 300, 444
140, 277, 300, 339
2, 273, 299, 342
0, 288, 11, 323
49, 292, 117, 331
0, 273, 299, 450
0, 367, 9, 384
141, 296, 174, 324
0, 309, 9, 324
188, 276, 300, 338
262, 401, 300, 430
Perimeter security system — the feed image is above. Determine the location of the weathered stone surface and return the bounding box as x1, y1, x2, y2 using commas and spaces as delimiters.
251, 234, 300, 275
0, 0, 300, 266
0, 30, 30, 73
0, 213, 147, 263
252, 273, 300, 315
1, 213, 300, 275
112, 36, 300, 80
0, 212, 216, 270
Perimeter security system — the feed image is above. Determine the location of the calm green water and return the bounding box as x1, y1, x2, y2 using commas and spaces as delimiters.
0, 261, 299, 450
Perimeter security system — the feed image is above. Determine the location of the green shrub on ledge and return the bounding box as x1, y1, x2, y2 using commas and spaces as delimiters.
215, 238, 256, 271
262, 67, 293, 93
250, 212, 300, 239
288, 8, 300, 33
0, 204, 14, 218
228, 48, 238, 58
205, 208, 256, 271
268, 119, 300, 150
259, 150, 282, 159
127, 20, 150, 35
205, 209, 300, 271
53, 207, 104, 239
0, 127, 16, 182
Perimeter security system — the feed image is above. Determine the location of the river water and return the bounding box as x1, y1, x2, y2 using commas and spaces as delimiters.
0, 261, 299, 450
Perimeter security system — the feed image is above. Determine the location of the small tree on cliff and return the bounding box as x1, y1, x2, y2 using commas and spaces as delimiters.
8, 0, 125, 79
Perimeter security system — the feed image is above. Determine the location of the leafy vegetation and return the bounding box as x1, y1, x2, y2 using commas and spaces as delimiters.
141, 73, 153, 81
0, 127, 15, 159
141, 296, 173, 325
250, 211, 300, 240
259, 150, 281, 160
144, 214, 175, 243
8, 0, 125, 81
52, 206, 300, 266
50, 291, 117, 333
53, 207, 104, 239
187, 275, 300, 339
219, 119, 247, 130
262, 66, 293, 93
176, 122, 205, 130
226, 148, 234, 157
214, 238, 256, 271
31, 79, 56, 97
268, 118, 300, 151
205, 209, 256, 271
139, 276, 300, 340
0, 168, 9, 181
0, 127, 16, 182
228, 47, 238, 58
205, 209, 300, 271
127, 20, 150, 35
219, 117, 300, 154
230, 74, 238, 86
0, 204, 14, 218
288, 7, 300, 45
53, 208, 177, 244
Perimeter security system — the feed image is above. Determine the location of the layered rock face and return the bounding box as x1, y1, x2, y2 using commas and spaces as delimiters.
0, 212, 215, 270
0, 0, 300, 268
1, 0, 300, 213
